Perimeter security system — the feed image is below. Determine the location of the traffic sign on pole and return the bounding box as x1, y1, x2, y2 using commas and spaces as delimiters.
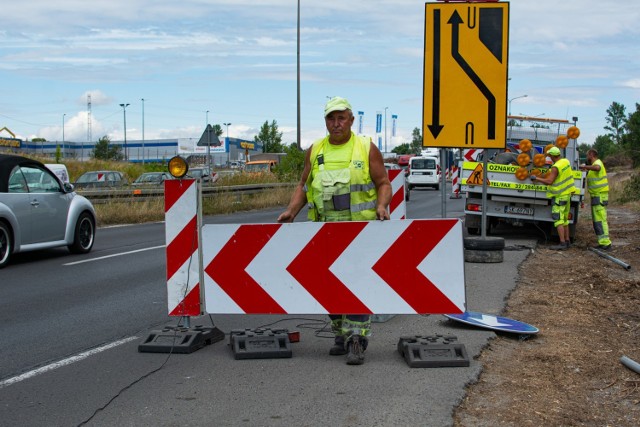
423, 1, 509, 149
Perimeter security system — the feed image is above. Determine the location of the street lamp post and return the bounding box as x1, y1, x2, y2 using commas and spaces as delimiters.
508, 94, 527, 115
223, 122, 231, 166
119, 103, 130, 160
141, 98, 145, 165
62, 113, 66, 158
206, 110, 211, 172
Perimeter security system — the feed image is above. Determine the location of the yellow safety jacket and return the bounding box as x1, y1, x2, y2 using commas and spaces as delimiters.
305, 133, 377, 222
587, 159, 609, 196
546, 158, 574, 199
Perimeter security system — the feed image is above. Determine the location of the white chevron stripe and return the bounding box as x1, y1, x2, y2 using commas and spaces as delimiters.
246, 223, 327, 313
417, 220, 466, 311
331, 220, 416, 313
389, 170, 406, 220
167, 252, 201, 313
202, 225, 245, 313
165, 181, 197, 245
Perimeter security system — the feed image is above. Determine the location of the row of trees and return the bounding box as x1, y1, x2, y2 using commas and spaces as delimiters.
582, 102, 640, 167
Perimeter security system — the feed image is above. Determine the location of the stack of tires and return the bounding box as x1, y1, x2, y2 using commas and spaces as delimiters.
463, 236, 505, 263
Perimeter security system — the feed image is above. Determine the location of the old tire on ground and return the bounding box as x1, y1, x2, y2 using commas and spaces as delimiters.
463, 236, 505, 251
464, 249, 504, 263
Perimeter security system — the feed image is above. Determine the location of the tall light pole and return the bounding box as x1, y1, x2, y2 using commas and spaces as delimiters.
141, 98, 145, 165
508, 94, 527, 116
62, 113, 66, 158
223, 122, 231, 166
384, 106, 388, 154
296, 0, 301, 149
119, 103, 130, 160
206, 110, 211, 172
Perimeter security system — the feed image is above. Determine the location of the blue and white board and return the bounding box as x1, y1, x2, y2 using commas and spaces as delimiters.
444, 311, 539, 334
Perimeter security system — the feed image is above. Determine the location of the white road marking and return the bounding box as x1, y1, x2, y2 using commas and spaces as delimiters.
0, 336, 139, 389
64, 245, 165, 265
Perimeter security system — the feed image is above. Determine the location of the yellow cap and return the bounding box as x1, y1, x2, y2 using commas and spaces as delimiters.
324, 97, 352, 117
547, 146, 561, 156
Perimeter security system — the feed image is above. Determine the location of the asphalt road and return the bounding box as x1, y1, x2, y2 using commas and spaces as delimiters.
0, 183, 538, 426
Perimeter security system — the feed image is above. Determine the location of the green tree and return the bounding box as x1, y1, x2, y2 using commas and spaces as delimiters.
276, 143, 305, 180
92, 135, 123, 161
212, 124, 223, 137
592, 135, 616, 159
604, 101, 627, 144
410, 127, 423, 154
392, 143, 411, 155
622, 102, 640, 167
255, 120, 284, 153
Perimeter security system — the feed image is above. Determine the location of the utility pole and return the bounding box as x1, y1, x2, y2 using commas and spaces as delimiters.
120, 103, 130, 160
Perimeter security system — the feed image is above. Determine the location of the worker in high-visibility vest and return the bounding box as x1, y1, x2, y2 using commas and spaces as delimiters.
580, 149, 612, 250
530, 146, 574, 250
277, 97, 392, 365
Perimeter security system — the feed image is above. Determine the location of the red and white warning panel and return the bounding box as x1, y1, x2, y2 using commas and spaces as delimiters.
202, 219, 465, 315
165, 179, 201, 316
388, 169, 406, 220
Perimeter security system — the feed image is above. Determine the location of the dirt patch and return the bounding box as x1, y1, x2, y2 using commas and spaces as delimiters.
454, 197, 640, 425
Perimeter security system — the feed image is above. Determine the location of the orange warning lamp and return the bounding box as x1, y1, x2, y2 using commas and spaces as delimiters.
168, 156, 189, 179
567, 126, 580, 139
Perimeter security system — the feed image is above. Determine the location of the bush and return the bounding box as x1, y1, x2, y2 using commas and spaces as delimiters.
616, 173, 640, 204
603, 153, 633, 169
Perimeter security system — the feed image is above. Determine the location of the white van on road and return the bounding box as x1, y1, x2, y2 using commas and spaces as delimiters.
407, 156, 441, 191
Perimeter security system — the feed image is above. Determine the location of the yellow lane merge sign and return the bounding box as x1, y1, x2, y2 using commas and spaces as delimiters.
423, 2, 509, 149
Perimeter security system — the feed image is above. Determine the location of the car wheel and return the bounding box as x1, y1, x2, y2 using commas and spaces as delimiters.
0, 222, 12, 269
68, 212, 95, 254
434, 184, 440, 191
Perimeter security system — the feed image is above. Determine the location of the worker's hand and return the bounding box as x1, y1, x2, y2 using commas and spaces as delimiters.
579, 163, 587, 171
376, 206, 390, 221
530, 175, 537, 181
277, 210, 295, 223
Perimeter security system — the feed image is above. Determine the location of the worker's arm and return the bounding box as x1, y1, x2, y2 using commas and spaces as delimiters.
368, 142, 392, 220
277, 148, 312, 223
531, 166, 558, 186
579, 162, 601, 172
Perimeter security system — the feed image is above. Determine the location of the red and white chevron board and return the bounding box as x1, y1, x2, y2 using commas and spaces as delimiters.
202, 219, 465, 315
463, 149, 483, 162
164, 179, 201, 316
388, 169, 406, 219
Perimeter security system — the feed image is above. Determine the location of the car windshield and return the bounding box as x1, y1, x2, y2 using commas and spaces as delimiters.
245, 163, 270, 173
412, 158, 436, 169
135, 173, 162, 183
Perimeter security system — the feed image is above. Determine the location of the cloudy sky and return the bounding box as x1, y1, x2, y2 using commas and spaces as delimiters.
1, 0, 638, 150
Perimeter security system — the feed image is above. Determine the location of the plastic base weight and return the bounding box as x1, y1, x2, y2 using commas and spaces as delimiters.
397, 334, 470, 368
138, 325, 225, 354
230, 328, 292, 360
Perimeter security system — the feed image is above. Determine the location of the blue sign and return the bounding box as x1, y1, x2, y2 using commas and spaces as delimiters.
376, 113, 382, 133
444, 311, 539, 334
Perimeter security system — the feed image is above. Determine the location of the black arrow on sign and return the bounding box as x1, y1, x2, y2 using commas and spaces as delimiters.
427, 9, 444, 139
448, 10, 496, 140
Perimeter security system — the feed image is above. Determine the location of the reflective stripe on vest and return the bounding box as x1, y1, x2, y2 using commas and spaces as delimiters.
547, 158, 574, 198
306, 133, 377, 221
587, 159, 609, 195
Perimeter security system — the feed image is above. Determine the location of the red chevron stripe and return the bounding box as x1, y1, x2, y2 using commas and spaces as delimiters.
164, 179, 194, 212
372, 220, 460, 313
166, 215, 198, 281
287, 222, 371, 314
169, 283, 201, 316
389, 185, 405, 217
205, 224, 285, 314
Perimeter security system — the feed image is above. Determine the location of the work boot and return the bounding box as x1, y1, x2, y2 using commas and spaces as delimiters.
346, 336, 365, 365
329, 342, 347, 356
594, 244, 612, 251
549, 242, 568, 250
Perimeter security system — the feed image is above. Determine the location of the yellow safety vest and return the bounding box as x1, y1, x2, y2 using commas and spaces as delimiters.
587, 159, 609, 196
306, 133, 377, 222
546, 158, 574, 199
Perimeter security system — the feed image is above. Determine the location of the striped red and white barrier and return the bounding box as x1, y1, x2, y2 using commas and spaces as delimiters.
202, 219, 465, 315
450, 164, 461, 199
388, 169, 406, 220
164, 179, 201, 316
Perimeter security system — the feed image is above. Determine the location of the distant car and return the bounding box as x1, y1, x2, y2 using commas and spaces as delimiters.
131, 172, 174, 187
74, 170, 127, 190
384, 163, 402, 170
188, 167, 218, 183
0, 154, 96, 268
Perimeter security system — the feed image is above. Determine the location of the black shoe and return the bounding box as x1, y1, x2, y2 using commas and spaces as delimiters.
594, 244, 612, 251
346, 336, 365, 365
549, 242, 568, 250
329, 343, 347, 356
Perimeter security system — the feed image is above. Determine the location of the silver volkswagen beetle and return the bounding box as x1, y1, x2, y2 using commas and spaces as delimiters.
0, 154, 96, 268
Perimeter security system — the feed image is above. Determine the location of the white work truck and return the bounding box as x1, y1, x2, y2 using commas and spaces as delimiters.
461, 116, 585, 240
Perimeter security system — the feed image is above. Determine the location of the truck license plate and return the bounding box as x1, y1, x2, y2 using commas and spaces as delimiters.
504, 206, 534, 215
